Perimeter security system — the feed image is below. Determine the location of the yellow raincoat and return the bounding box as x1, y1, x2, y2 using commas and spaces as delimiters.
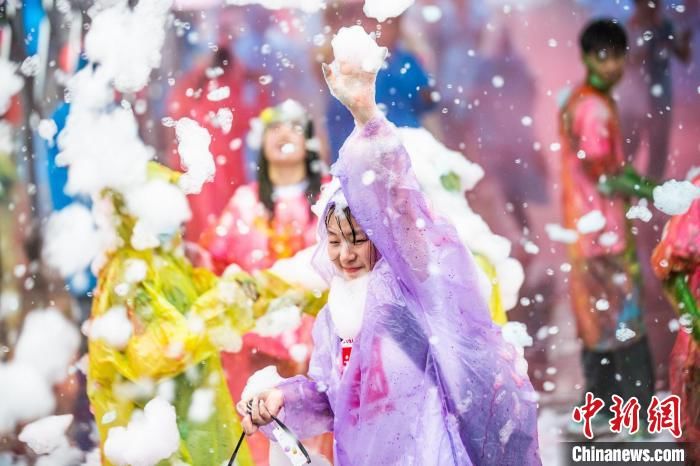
87, 165, 325, 466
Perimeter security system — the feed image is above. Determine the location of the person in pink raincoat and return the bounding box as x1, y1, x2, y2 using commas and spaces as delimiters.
559, 21, 654, 435
198, 99, 325, 275
236, 48, 541, 465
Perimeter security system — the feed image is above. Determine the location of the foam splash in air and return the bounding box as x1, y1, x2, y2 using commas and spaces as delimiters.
104, 397, 180, 466
363, 0, 414, 22
653, 179, 700, 216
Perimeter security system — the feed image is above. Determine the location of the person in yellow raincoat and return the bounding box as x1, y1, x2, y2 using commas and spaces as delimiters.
473, 255, 507, 325
86, 162, 325, 466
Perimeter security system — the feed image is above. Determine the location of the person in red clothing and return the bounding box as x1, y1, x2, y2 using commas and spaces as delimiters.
651, 172, 700, 461
167, 45, 270, 241
560, 19, 654, 436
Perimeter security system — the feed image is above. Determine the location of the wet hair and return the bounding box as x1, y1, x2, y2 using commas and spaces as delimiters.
324, 203, 377, 270
257, 119, 322, 214
579, 19, 628, 57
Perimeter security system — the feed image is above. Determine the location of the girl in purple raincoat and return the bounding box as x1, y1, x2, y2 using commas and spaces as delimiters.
237, 58, 541, 466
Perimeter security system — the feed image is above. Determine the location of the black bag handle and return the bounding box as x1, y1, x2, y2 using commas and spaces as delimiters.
228, 402, 311, 466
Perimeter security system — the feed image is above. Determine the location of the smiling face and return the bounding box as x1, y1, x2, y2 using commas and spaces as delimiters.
325, 206, 376, 280
262, 121, 307, 167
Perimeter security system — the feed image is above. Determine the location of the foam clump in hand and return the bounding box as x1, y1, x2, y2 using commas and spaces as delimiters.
241, 366, 285, 401
330, 25, 387, 74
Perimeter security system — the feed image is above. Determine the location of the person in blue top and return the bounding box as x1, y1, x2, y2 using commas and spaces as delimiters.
22, 0, 45, 57
322, 13, 435, 163
44, 57, 97, 302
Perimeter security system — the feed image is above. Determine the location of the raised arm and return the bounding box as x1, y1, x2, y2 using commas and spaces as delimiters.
322, 58, 490, 323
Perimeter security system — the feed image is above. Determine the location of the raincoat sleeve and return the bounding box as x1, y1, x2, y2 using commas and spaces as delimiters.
268, 309, 335, 440
333, 114, 492, 325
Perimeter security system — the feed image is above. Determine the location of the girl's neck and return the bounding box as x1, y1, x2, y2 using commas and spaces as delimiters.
268, 163, 307, 187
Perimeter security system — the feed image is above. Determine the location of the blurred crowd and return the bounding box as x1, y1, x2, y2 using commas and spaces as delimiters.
1, 0, 699, 463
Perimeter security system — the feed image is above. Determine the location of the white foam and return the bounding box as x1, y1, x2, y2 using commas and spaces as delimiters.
104, 397, 180, 466
0, 58, 23, 114
328, 275, 369, 340
331, 26, 387, 74
175, 118, 215, 194
253, 305, 303, 338
43, 205, 100, 278
363, 0, 414, 22
88, 306, 133, 350
653, 179, 700, 215
545, 224, 578, 244
576, 210, 606, 234
19, 415, 74, 455
85, 0, 172, 93
125, 179, 191, 249
187, 388, 215, 423
14, 309, 80, 385
225, 0, 324, 12
0, 362, 55, 434
241, 366, 285, 401
626, 199, 653, 222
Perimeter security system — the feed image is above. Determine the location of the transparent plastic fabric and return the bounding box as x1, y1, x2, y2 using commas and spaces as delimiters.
269, 116, 541, 465
88, 246, 254, 466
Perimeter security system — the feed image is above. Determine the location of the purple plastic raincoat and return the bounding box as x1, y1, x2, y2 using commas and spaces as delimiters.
268, 115, 541, 465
